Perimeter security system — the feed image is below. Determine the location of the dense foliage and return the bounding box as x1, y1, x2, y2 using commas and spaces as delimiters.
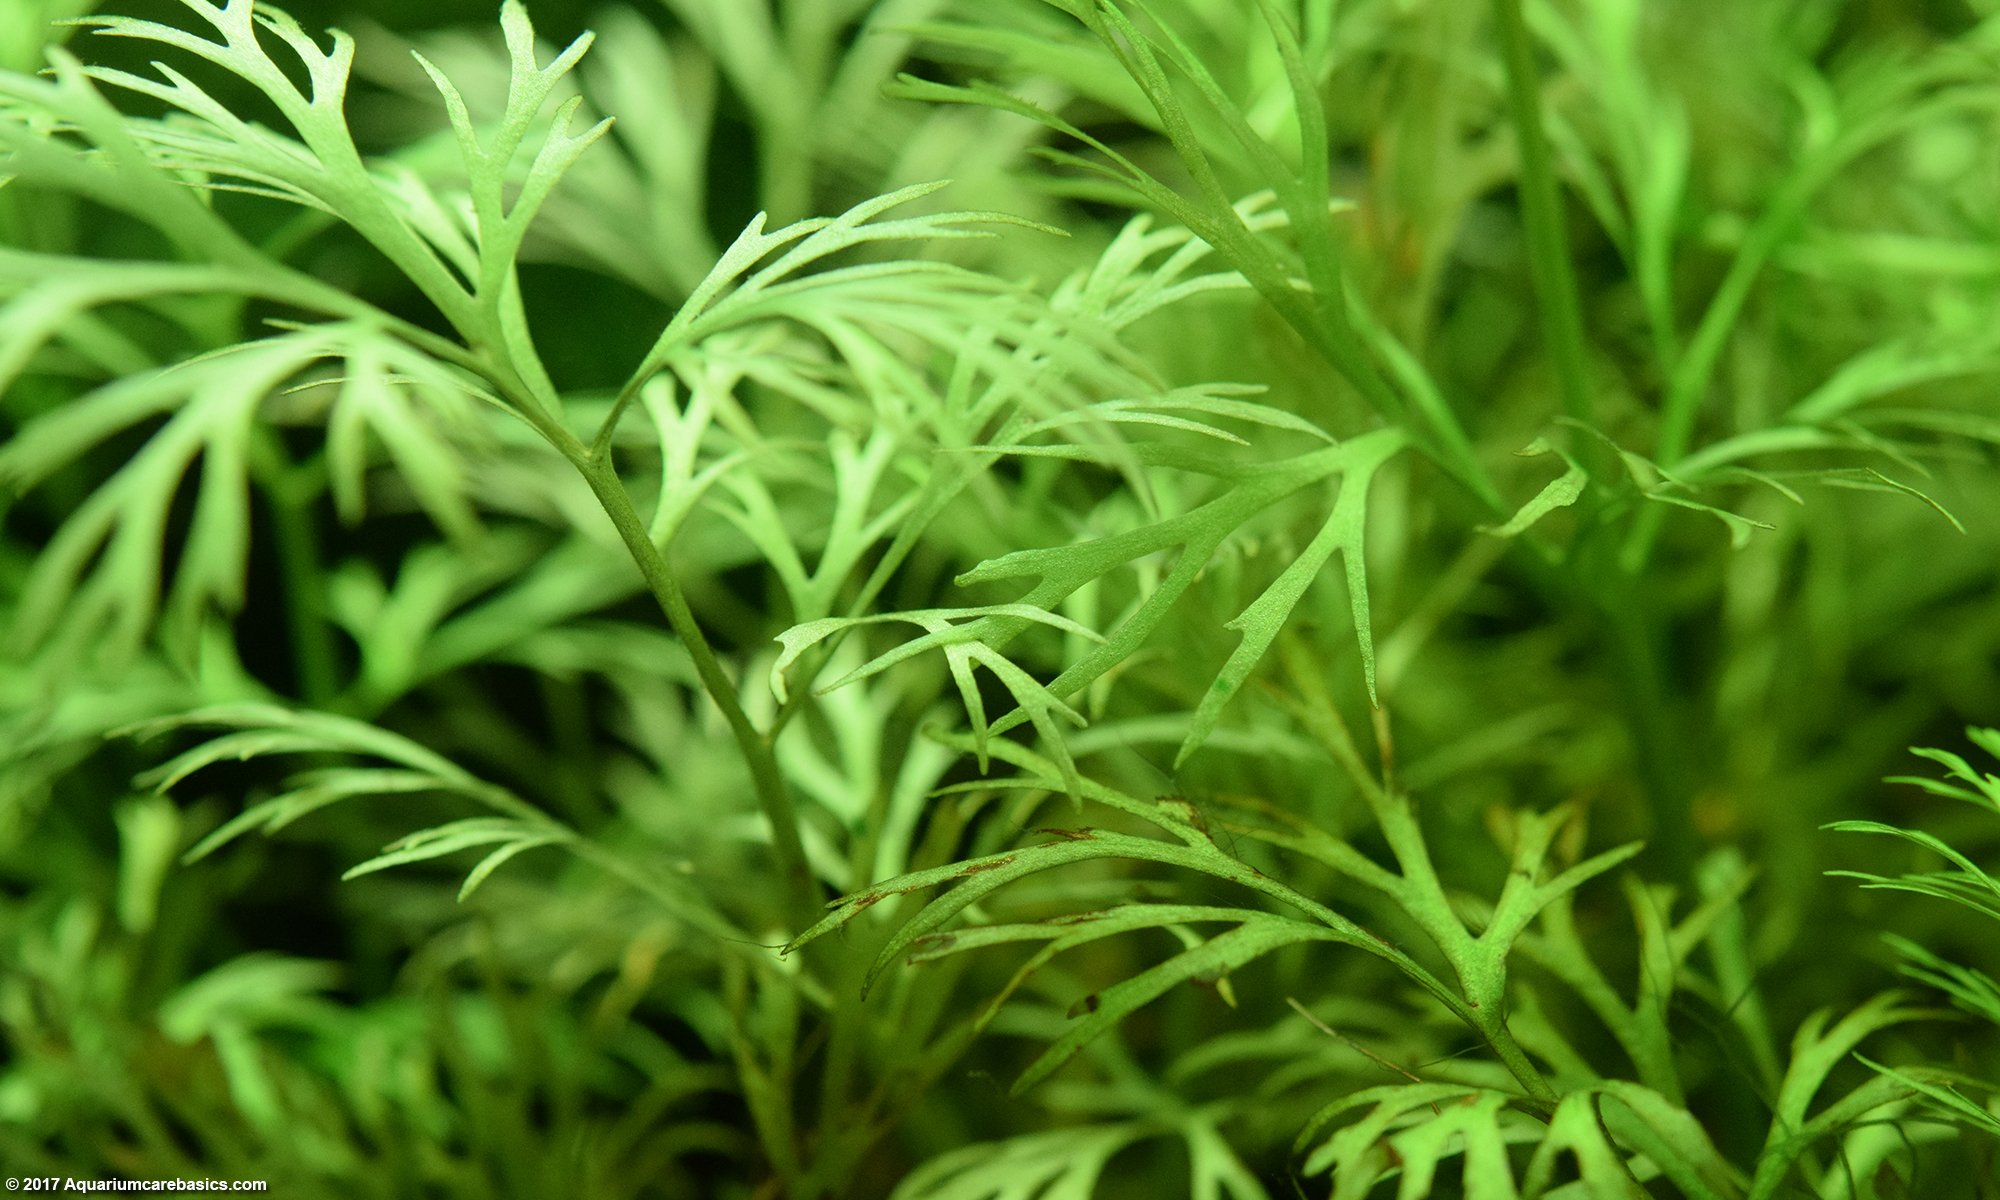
3, 0, 1998, 1195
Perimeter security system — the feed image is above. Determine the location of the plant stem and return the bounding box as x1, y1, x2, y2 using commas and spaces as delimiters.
1489, 0, 1726, 880
566, 444, 817, 914
1492, 0, 1594, 429
273, 246, 824, 919
464, 360, 813, 919
1597, 574, 1696, 881
439, 301, 818, 916
249, 432, 340, 706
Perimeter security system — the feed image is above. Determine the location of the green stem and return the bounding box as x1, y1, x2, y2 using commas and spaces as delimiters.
564, 441, 816, 915
249, 433, 340, 706
1492, 0, 1594, 428
588, 371, 649, 464
433, 317, 817, 917
1346, 293, 1506, 512
1598, 575, 1696, 881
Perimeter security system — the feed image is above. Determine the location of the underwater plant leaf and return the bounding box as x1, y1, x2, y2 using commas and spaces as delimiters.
340, 817, 571, 898
888, 1125, 1146, 1200
1013, 912, 1344, 1094
1179, 428, 1404, 766
1485, 438, 1589, 539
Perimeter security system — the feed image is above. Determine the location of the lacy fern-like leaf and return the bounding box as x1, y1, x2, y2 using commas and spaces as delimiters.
123, 705, 731, 924
1828, 729, 2000, 922
68, 0, 603, 366
777, 429, 1407, 784
1179, 427, 1403, 765
1, 324, 489, 662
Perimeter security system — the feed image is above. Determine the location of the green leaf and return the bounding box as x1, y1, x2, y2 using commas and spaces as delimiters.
1296, 1083, 1487, 1187
1, 323, 492, 663
312, 332, 494, 541
1768, 993, 1933, 1137
792, 730, 1473, 1041
179, 767, 442, 864
158, 952, 344, 1044
784, 832, 1238, 993
1382, 1091, 1521, 1200
1855, 1054, 2000, 1136
127, 704, 749, 934
1639, 491, 1773, 549
113, 794, 182, 935
910, 904, 1273, 1039
1485, 438, 1589, 539
1523, 1093, 1649, 1199
1882, 935, 2000, 1025
632, 181, 1057, 384
2, 337, 304, 661
1824, 819, 2000, 912
1179, 428, 1404, 765
1596, 1082, 1745, 1200
412, 2, 611, 293
1013, 912, 1343, 1094
888, 1125, 1147, 1200
340, 817, 569, 898
131, 704, 494, 793
1785, 337, 2000, 425
1782, 466, 1966, 533
968, 436, 1397, 735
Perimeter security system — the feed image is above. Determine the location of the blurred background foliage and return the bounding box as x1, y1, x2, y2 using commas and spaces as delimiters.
2, 0, 1998, 1196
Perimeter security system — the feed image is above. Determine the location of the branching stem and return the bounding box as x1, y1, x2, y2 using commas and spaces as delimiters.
467, 359, 817, 919
566, 441, 816, 913
1279, 639, 1555, 1103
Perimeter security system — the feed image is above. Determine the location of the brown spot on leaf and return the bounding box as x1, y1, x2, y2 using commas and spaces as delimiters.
960, 855, 1017, 876
1066, 992, 1102, 1018
1032, 826, 1098, 842
1050, 910, 1106, 925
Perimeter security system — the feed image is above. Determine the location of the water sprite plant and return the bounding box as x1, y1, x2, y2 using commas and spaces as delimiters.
2, 0, 1998, 1196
